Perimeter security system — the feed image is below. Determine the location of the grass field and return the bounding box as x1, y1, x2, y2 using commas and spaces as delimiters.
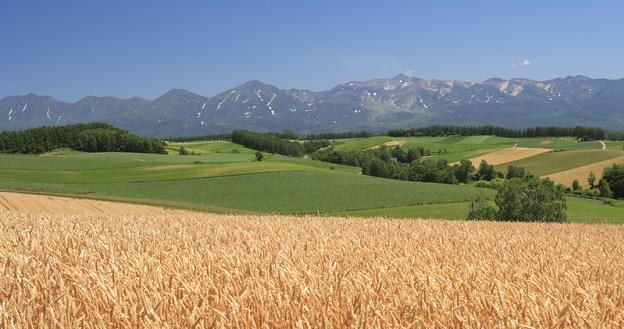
0, 171, 493, 213
1, 212, 622, 327
0, 147, 492, 214
166, 140, 257, 155
339, 198, 624, 224
516, 137, 603, 150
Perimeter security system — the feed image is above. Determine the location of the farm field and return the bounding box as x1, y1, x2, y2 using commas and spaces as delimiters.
333, 135, 606, 163
544, 155, 624, 187
1, 211, 622, 327
166, 140, 257, 155
515, 137, 603, 150
0, 171, 493, 213
0, 150, 492, 214
495, 149, 624, 177
338, 198, 624, 224
1, 136, 624, 222
468, 147, 550, 166
0, 191, 185, 215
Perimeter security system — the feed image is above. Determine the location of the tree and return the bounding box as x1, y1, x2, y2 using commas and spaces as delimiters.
391, 147, 408, 163
475, 160, 496, 181
495, 177, 566, 222
255, 151, 264, 161
602, 164, 624, 198
466, 193, 497, 220
506, 165, 526, 179
452, 159, 475, 183
599, 179, 613, 198
178, 146, 189, 155
406, 148, 421, 163
572, 179, 581, 191
282, 129, 296, 140
588, 171, 597, 189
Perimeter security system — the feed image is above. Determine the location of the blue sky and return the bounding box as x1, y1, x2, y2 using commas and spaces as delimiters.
1, 0, 623, 101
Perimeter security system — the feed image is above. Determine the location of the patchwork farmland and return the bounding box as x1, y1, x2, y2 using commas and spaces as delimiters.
1, 134, 624, 222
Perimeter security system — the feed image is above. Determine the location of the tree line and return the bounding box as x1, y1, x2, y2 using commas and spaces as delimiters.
231, 130, 305, 156
313, 146, 530, 185
0, 123, 166, 154
167, 133, 231, 142
388, 125, 606, 140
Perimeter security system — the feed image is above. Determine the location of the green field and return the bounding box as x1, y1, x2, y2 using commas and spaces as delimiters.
494, 149, 624, 176
1, 137, 622, 223
337, 198, 624, 224
0, 149, 491, 214
333, 136, 394, 151
515, 137, 603, 150
166, 140, 257, 155
331, 135, 605, 163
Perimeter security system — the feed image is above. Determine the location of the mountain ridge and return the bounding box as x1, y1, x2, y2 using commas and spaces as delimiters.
2, 75, 623, 136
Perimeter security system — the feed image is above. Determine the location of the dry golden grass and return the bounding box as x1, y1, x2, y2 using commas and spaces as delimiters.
0, 192, 185, 215
469, 147, 550, 166
1, 211, 623, 328
368, 140, 406, 149
544, 156, 624, 188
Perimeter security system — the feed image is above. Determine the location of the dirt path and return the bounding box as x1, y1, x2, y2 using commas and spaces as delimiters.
0, 192, 189, 215
469, 147, 550, 166
543, 155, 624, 187
599, 140, 607, 150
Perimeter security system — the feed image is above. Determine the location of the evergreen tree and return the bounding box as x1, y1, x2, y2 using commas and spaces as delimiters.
476, 160, 496, 181
602, 164, 624, 199
599, 179, 613, 198
572, 179, 581, 191
588, 171, 597, 189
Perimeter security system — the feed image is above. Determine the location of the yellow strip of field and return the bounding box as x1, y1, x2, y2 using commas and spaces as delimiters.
543, 155, 624, 187
0, 191, 186, 215
367, 140, 406, 149
469, 147, 550, 166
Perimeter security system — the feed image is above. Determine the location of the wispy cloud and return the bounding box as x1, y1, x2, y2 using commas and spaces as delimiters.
512, 59, 531, 68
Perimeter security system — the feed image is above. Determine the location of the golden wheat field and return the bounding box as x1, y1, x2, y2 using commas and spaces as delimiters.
1, 210, 623, 328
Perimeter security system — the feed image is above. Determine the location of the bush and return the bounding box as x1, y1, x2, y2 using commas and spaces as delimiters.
255, 152, 264, 161
572, 179, 581, 191
495, 177, 567, 222
467, 194, 497, 220
602, 164, 624, 199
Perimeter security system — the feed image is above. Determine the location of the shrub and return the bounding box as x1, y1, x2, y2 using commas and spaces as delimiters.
495, 177, 566, 222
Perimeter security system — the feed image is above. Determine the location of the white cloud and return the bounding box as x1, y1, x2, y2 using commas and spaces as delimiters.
512, 59, 531, 68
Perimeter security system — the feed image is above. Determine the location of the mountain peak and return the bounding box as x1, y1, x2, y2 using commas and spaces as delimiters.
157, 88, 203, 101
239, 80, 278, 90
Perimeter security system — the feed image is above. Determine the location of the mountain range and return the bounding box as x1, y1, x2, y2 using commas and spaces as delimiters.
2, 75, 623, 137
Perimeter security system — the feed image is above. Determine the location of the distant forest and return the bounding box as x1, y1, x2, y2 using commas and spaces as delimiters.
0, 124, 613, 156
387, 125, 606, 140
169, 125, 609, 142
0, 123, 166, 154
